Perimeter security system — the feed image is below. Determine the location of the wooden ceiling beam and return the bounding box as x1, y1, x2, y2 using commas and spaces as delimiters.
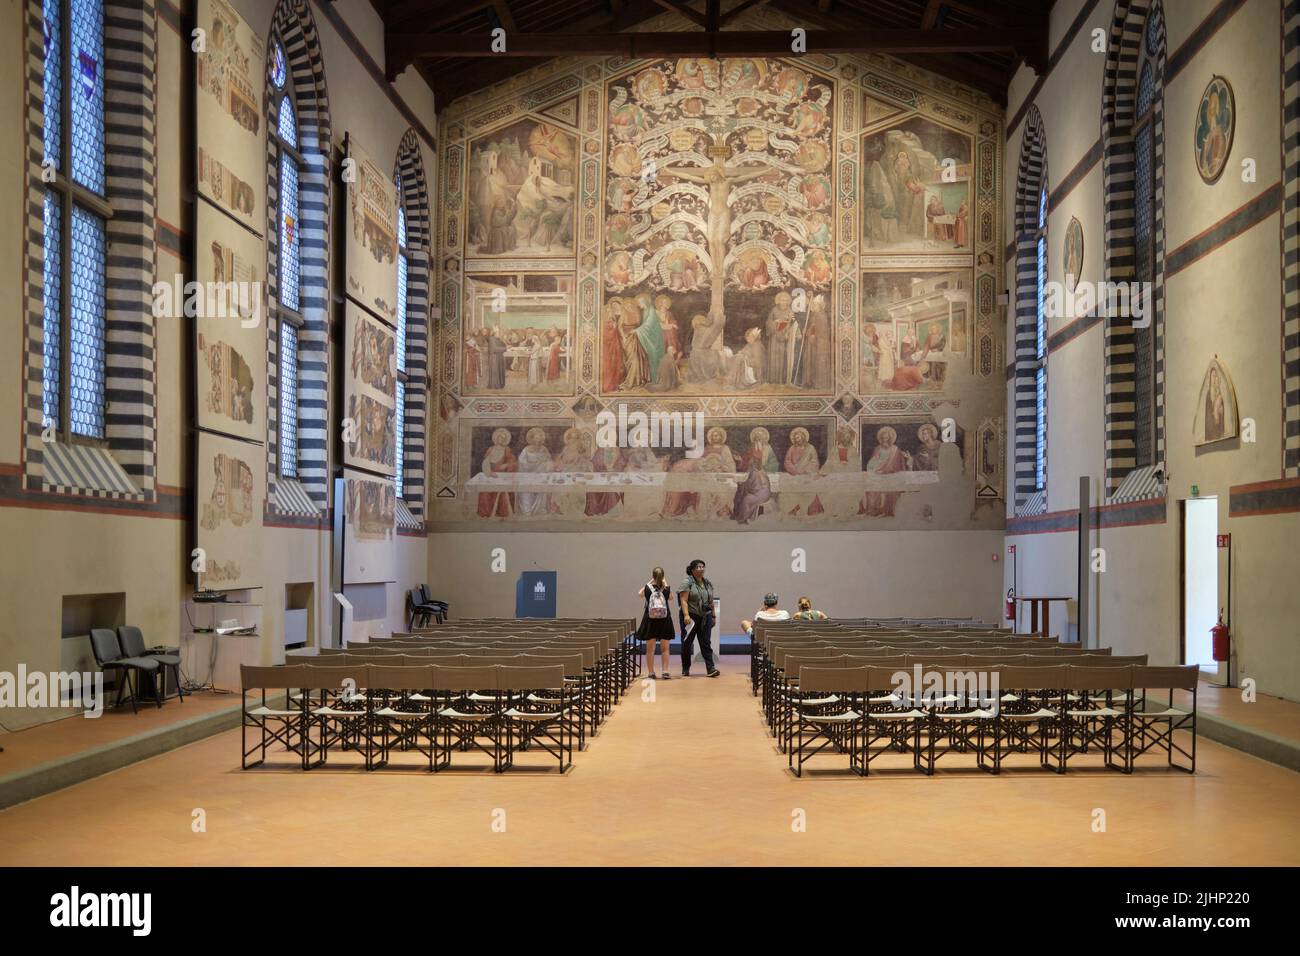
717, 0, 768, 26
393, 27, 1027, 60
651, 0, 707, 25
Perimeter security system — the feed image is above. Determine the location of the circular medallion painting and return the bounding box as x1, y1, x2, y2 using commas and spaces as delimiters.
1062, 217, 1083, 293
1194, 76, 1234, 184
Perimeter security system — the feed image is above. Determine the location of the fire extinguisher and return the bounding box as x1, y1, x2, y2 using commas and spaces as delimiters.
1211, 611, 1230, 663
1005, 588, 1016, 622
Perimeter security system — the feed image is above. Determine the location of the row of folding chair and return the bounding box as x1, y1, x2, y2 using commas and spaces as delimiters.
329, 640, 613, 740
763, 649, 1138, 748
784, 663, 1196, 777
242, 662, 577, 774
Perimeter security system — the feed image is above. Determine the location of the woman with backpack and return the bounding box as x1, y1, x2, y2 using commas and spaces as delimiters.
636, 567, 675, 679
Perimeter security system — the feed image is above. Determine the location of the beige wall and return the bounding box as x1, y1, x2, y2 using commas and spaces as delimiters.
430, 529, 1005, 627
1003, 0, 1298, 700
0, 0, 435, 730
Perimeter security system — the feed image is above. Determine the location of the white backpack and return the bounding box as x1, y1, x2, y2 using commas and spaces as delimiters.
647, 584, 668, 619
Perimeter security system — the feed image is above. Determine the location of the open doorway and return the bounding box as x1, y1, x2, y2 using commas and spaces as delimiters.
1180, 497, 1218, 668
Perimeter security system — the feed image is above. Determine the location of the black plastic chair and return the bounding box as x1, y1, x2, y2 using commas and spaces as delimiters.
118, 626, 184, 703
408, 590, 436, 629
418, 584, 448, 623
88, 628, 161, 713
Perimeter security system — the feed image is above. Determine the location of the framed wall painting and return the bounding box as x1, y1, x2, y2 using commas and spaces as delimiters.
343, 301, 398, 476
1193, 357, 1239, 446
344, 134, 400, 324
195, 201, 266, 443
343, 467, 396, 585
1194, 76, 1234, 185
195, 0, 265, 234
196, 430, 265, 591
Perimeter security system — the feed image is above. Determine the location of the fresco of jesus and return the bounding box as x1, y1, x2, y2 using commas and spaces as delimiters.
661, 138, 771, 321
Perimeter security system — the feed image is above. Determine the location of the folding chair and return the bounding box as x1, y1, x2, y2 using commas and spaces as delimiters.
1126, 665, 1198, 772
925, 666, 998, 774
789, 666, 865, 777
301, 664, 371, 769
859, 666, 928, 775
432, 665, 502, 771
499, 664, 572, 773
1057, 665, 1131, 772
241, 664, 307, 769
990, 665, 1064, 774
367, 664, 438, 771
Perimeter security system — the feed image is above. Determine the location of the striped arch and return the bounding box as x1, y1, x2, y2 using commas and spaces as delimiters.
1100, 0, 1167, 499
264, 0, 332, 511
1284, 0, 1299, 476
21, 0, 158, 497
395, 129, 431, 519
1012, 106, 1048, 514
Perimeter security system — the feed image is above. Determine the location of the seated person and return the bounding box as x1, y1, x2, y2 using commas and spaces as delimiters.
741, 593, 790, 635
790, 596, 828, 621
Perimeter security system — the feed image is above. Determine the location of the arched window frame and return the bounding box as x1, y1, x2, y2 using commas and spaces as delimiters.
1012, 106, 1048, 514
262, 0, 331, 513
393, 129, 431, 521
268, 35, 302, 479
24, 0, 158, 499
1100, 0, 1167, 501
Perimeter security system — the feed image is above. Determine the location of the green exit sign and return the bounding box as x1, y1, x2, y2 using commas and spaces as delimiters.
1191, 484, 1200, 497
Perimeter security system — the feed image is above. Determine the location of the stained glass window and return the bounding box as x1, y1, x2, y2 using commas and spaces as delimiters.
1033, 187, 1048, 492
279, 321, 299, 477
70, 0, 104, 194
271, 64, 303, 476
42, 193, 62, 430
394, 172, 409, 496
394, 379, 406, 497
42, 0, 108, 441
270, 40, 286, 89
69, 206, 106, 437
42, 0, 62, 168
278, 149, 300, 312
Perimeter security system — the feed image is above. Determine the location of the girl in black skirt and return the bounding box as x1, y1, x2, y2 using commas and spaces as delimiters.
636, 567, 675, 679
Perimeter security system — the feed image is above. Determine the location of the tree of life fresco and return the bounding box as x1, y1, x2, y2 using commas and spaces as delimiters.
602, 58, 835, 396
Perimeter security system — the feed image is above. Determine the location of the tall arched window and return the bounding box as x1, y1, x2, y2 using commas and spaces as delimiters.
394, 171, 408, 497
263, 0, 331, 511
1012, 107, 1048, 512
1034, 186, 1048, 492
393, 129, 431, 521
1101, 0, 1166, 499
268, 36, 301, 478
1130, 11, 1160, 469
41, 0, 109, 441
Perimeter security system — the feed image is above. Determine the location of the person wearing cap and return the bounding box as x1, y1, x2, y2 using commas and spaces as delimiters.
741, 593, 790, 635
678, 558, 720, 678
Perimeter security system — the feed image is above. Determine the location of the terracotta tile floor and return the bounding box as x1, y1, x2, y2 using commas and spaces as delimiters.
0, 691, 238, 774
0, 659, 1297, 866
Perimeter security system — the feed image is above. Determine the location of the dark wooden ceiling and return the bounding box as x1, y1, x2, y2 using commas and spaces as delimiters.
372, 0, 1051, 110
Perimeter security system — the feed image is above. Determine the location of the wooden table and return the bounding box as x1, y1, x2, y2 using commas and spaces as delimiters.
1014, 596, 1070, 637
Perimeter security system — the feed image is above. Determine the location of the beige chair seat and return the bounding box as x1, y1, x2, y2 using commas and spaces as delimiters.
439, 707, 497, 720
1069, 706, 1123, 717
795, 709, 860, 724
312, 706, 366, 717
374, 707, 428, 719
1135, 707, 1184, 718
1001, 707, 1058, 719
869, 709, 928, 720
933, 709, 995, 720
869, 693, 904, 704
248, 706, 300, 717
796, 694, 841, 706
503, 707, 564, 721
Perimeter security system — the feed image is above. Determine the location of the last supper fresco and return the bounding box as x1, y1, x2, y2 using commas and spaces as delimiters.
433, 35, 1005, 531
